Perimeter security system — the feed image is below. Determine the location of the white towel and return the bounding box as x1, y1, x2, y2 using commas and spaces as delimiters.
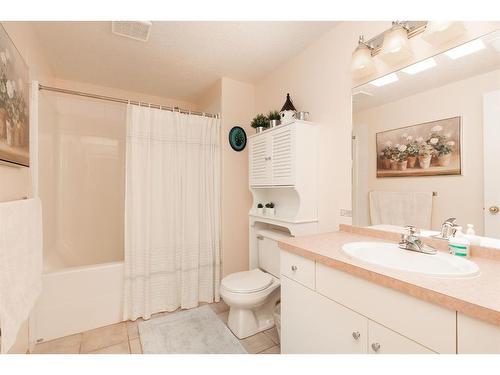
0, 198, 42, 353
369, 191, 433, 230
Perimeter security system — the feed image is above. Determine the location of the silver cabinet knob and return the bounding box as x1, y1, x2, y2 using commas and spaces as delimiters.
352, 331, 360, 340
371, 343, 381, 352
291, 265, 297, 271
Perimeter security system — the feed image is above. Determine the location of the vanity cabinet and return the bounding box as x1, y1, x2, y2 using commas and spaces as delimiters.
249, 121, 316, 187
280, 250, 456, 354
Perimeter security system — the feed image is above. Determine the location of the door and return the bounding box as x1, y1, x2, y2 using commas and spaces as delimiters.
281, 276, 368, 354
483, 90, 500, 238
271, 126, 294, 185
249, 134, 270, 186
368, 321, 435, 354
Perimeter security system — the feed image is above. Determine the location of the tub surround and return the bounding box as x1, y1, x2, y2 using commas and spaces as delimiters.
278, 225, 500, 327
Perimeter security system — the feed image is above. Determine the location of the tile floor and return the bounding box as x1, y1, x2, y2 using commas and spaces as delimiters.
32, 301, 281, 354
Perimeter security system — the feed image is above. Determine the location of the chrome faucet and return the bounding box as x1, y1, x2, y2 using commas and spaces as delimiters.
399, 225, 437, 255
436, 217, 459, 240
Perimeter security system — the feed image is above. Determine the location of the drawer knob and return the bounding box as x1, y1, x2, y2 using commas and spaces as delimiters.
371, 343, 381, 352
352, 331, 360, 340
291, 265, 297, 271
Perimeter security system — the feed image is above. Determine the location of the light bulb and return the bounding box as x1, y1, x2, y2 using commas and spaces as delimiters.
422, 21, 466, 46
380, 23, 412, 64
351, 36, 375, 78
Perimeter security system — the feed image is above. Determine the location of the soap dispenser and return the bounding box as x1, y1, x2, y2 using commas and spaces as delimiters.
448, 226, 470, 257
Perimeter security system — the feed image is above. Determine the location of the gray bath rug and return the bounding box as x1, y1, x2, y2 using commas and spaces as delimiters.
138, 305, 247, 354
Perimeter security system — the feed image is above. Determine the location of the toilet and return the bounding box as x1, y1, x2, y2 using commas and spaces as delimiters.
220, 229, 288, 339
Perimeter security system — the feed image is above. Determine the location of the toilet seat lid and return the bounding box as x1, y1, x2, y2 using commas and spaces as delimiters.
221, 269, 273, 293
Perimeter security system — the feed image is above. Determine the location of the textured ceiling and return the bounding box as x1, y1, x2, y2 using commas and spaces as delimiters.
31, 21, 337, 102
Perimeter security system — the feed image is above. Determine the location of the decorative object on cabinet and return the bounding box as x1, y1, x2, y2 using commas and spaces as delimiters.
280, 93, 297, 123
265, 202, 275, 216
267, 110, 281, 128
251, 113, 269, 133
257, 203, 264, 215
376, 116, 461, 178
228, 125, 247, 152
296, 111, 309, 121
0, 25, 29, 167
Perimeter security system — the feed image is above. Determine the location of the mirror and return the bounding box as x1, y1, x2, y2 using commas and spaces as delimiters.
352, 30, 500, 245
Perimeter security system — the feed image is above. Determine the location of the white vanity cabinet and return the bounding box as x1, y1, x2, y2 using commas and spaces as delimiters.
280, 250, 455, 354
249, 121, 316, 187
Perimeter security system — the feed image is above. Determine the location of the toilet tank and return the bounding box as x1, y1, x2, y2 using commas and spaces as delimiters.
257, 229, 291, 278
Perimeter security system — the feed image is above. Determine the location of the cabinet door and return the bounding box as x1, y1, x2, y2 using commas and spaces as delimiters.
368, 321, 435, 354
249, 134, 270, 186
281, 276, 368, 354
458, 313, 500, 354
271, 126, 294, 185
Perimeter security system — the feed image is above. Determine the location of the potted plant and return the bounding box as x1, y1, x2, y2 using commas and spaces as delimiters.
380, 142, 395, 169
418, 142, 434, 169
393, 144, 408, 171
405, 137, 419, 168
267, 110, 281, 128
257, 203, 264, 215
251, 114, 269, 134
265, 202, 275, 216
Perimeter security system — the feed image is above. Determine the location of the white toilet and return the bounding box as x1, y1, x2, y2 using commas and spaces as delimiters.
220, 229, 288, 339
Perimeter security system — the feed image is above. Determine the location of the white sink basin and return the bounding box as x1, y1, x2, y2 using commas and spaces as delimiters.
342, 242, 480, 278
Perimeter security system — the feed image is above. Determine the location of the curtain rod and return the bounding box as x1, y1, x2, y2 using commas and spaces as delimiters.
38, 84, 219, 118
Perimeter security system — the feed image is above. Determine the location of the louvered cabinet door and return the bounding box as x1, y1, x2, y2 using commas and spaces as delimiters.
249, 135, 271, 186
271, 126, 294, 185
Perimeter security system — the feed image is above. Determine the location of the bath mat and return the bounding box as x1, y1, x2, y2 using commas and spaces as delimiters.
138, 305, 247, 354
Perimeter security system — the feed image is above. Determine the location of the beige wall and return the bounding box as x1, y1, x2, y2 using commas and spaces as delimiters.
354, 69, 500, 234
197, 78, 254, 277
255, 22, 388, 232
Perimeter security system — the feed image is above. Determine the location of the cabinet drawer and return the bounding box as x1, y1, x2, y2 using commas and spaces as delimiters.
280, 250, 315, 290
368, 321, 435, 354
316, 264, 456, 353
458, 313, 500, 354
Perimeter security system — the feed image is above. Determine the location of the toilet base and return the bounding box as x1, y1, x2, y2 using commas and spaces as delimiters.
226, 288, 280, 339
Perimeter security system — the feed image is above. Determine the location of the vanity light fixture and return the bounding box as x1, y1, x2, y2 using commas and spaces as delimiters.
351, 35, 375, 78
369, 73, 399, 87
379, 22, 413, 64
444, 39, 486, 60
401, 57, 437, 75
421, 21, 466, 46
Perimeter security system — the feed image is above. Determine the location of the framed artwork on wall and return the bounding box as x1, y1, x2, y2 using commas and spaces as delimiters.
0, 24, 29, 167
376, 116, 462, 178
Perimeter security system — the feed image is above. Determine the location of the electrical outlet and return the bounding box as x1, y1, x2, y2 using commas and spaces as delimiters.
340, 209, 352, 217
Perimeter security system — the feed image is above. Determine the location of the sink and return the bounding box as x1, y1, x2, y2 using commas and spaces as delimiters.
342, 242, 480, 278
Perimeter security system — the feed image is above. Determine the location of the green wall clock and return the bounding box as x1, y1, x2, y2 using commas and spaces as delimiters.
228, 126, 247, 152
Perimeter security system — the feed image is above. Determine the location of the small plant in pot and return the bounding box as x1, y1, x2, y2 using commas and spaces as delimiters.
265, 202, 275, 216
267, 110, 281, 128
428, 129, 454, 167
393, 144, 408, 171
251, 114, 269, 134
257, 203, 264, 215
417, 142, 435, 169
380, 141, 395, 169
404, 136, 419, 168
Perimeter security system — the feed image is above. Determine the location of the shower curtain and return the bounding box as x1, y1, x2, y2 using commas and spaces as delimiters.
123, 105, 221, 320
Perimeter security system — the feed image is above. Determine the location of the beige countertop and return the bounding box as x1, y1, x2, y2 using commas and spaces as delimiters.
278, 226, 500, 327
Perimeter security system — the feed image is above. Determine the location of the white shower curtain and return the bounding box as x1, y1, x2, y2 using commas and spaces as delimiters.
123, 105, 221, 321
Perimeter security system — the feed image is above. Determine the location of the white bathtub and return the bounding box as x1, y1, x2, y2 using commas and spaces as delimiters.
34, 261, 124, 342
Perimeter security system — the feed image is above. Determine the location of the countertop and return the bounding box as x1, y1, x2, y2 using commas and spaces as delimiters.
278, 226, 500, 326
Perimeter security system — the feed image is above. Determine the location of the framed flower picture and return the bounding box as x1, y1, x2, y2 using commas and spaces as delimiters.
0, 24, 29, 167
376, 116, 462, 178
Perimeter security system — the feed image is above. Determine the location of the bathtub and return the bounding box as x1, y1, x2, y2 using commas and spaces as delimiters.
34, 261, 124, 342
